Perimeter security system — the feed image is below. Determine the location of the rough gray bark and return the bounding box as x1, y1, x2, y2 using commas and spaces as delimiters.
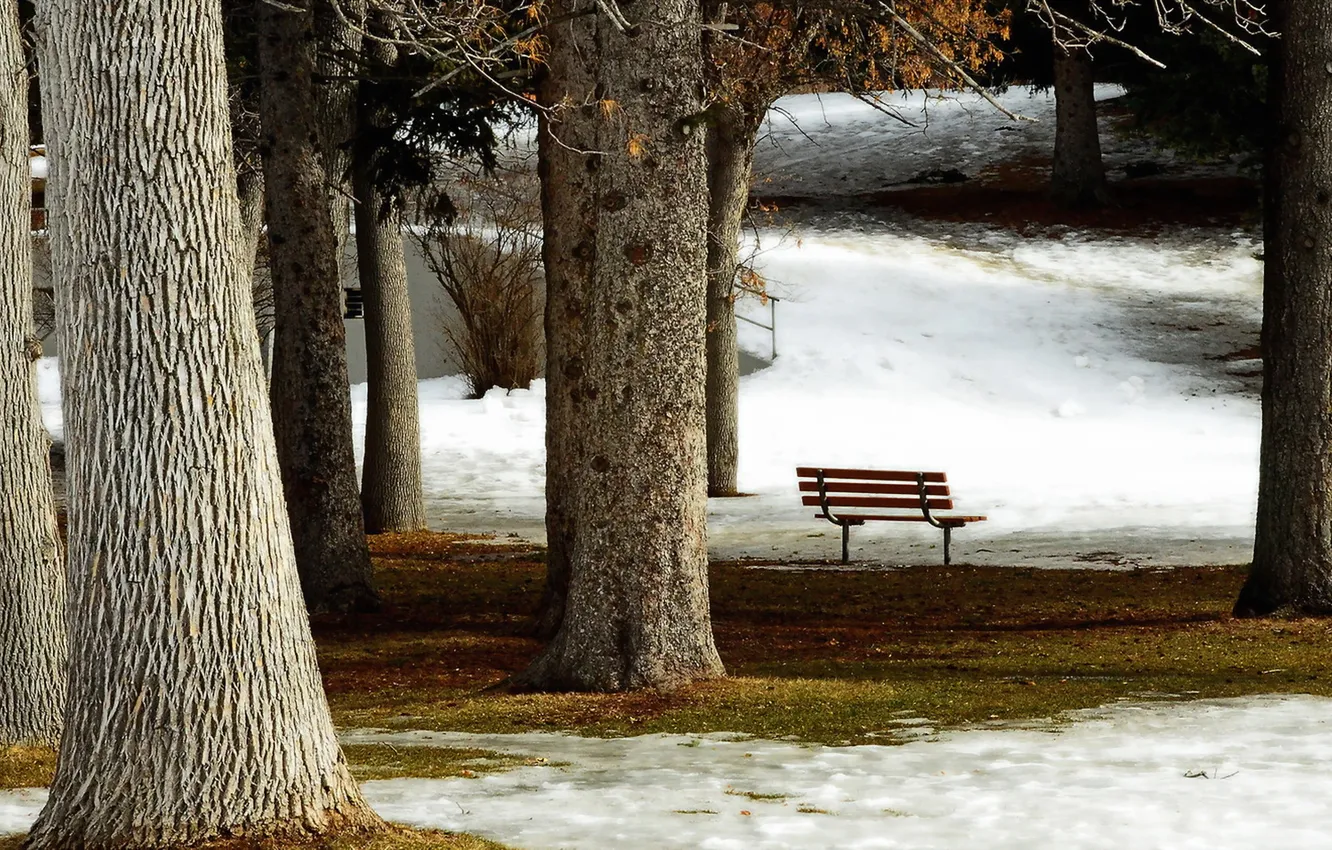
1235, 0, 1332, 617
0, 0, 64, 749
1050, 44, 1107, 208
705, 107, 757, 498
29, 0, 383, 843
354, 24, 426, 534
258, 0, 378, 613
517, 0, 725, 690
354, 193, 424, 533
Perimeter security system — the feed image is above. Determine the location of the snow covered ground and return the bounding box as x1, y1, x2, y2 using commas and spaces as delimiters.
351, 86, 1266, 567
12, 88, 1296, 850
752, 85, 1233, 200
3, 695, 1330, 848
35, 87, 1263, 572
345, 222, 1264, 567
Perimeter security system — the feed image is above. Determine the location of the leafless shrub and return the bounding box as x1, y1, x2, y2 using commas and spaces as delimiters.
411, 166, 543, 398
31, 234, 53, 342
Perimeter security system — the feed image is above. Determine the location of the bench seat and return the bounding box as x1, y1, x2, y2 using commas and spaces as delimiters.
797, 466, 987, 564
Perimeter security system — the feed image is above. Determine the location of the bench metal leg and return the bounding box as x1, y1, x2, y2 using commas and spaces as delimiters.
943, 526, 952, 565
841, 522, 850, 564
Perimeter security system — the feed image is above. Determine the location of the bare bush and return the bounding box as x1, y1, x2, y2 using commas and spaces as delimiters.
32, 234, 53, 342
412, 167, 543, 398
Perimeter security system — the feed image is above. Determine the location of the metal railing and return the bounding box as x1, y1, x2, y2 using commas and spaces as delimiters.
735, 293, 780, 361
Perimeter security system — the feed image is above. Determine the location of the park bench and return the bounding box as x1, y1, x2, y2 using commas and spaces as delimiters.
797, 467, 987, 565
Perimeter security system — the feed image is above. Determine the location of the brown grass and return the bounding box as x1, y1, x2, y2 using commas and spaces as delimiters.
7, 531, 1326, 846
314, 532, 1332, 743
0, 747, 56, 790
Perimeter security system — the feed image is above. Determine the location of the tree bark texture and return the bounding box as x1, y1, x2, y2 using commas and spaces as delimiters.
237, 168, 275, 352
258, 0, 378, 613
315, 0, 366, 259
1050, 45, 1107, 208
1235, 0, 1332, 617
0, 0, 64, 749
531, 114, 571, 639
30, 0, 383, 844
518, 0, 725, 690
354, 25, 426, 534
705, 107, 758, 498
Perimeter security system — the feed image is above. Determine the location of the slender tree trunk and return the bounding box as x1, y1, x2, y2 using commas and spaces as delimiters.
0, 0, 64, 748
354, 23, 426, 534
315, 0, 366, 261
29, 0, 383, 842
517, 0, 725, 691
258, 0, 377, 613
705, 107, 756, 498
238, 169, 276, 373
354, 195, 424, 532
238, 169, 266, 269
1235, 0, 1332, 617
532, 115, 572, 640
1050, 44, 1107, 208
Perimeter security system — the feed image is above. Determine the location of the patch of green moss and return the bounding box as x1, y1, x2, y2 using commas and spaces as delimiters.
725, 788, 789, 802
342, 744, 554, 781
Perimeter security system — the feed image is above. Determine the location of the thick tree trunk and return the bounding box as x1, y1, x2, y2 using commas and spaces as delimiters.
1050, 45, 1107, 208
517, 0, 725, 690
29, 0, 383, 843
705, 107, 756, 498
258, 0, 378, 613
1235, 1, 1332, 617
354, 29, 426, 534
0, 0, 64, 749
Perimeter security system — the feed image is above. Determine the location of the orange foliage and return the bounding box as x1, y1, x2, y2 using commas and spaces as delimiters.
707, 0, 1010, 115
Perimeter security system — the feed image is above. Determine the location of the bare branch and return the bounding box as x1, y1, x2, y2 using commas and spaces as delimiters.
1174, 0, 1265, 55
878, 2, 1036, 123
1028, 0, 1168, 68
851, 92, 917, 127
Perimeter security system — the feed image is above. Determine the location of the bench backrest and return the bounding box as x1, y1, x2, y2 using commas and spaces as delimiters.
796, 467, 952, 519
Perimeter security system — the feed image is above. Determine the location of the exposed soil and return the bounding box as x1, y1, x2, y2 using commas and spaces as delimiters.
757, 168, 1261, 236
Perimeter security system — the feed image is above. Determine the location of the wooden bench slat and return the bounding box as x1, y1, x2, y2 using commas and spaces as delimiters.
797, 465, 984, 565
801, 495, 954, 510
816, 513, 987, 523
798, 480, 951, 497
796, 467, 948, 483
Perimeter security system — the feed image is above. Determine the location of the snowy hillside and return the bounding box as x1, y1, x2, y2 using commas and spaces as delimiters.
752, 85, 1234, 200
36, 89, 1264, 566
335, 222, 1263, 566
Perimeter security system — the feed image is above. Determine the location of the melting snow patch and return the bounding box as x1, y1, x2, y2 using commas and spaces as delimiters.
353, 696, 1332, 849
4, 696, 1331, 847
333, 697, 1332, 849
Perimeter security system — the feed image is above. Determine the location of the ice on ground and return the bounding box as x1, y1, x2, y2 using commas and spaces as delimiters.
5, 696, 1325, 847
